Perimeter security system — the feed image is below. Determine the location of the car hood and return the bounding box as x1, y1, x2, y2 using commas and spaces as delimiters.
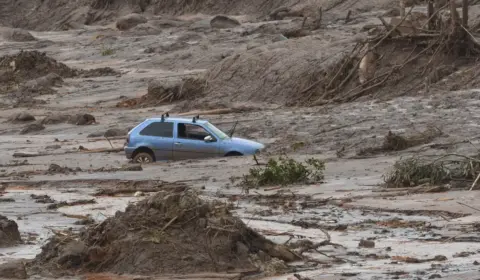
227, 137, 264, 149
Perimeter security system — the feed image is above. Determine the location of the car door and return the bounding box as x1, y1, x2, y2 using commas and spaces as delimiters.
173, 122, 220, 160
138, 121, 174, 160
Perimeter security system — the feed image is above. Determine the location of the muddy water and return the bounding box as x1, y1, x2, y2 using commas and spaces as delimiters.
0, 187, 142, 266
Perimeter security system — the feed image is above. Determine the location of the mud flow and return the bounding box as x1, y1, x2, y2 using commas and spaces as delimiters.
2, 0, 480, 279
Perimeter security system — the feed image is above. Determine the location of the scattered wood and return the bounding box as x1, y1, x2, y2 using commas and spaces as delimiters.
13, 152, 43, 158
95, 183, 186, 196
345, 10, 352, 23
47, 199, 96, 209
177, 108, 233, 116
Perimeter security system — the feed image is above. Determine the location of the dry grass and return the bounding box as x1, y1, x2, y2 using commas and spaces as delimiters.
384, 153, 480, 188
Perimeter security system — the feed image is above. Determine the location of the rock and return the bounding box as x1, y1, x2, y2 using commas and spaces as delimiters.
134, 191, 144, 197
121, 164, 143, 171
13, 152, 41, 158
428, 274, 442, 279
45, 144, 62, 150
104, 128, 128, 137
31, 194, 55, 204
47, 163, 74, 174
0, 215, 21, 247
41, 114, 71, 125
0, 197, 15, 202
453, 251, 474, 258
358, 239, 375, 248
88, 128, 127, 138
0, 261, 27, 279
20, 123, 45, 135
8, 112, 35, 123
68, 114, 96, 125
473, 260, 479, 265
24, 73, 63, 89
210, 15, 240, 29
1, 27, 36, 42
116, 13, 148, 31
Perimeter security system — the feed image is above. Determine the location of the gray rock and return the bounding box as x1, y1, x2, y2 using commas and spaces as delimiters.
41, 114, 71, 125
0, 215, 21, 247
20, 123, 45, 135
210, 15, 240, 29
8, 112, 35, 123
358, 239, 375, 248
68, 114, 96, 125
116, 13, 148, 31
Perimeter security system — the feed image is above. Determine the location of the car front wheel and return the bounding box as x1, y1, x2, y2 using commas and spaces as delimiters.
133, 152, 154, 164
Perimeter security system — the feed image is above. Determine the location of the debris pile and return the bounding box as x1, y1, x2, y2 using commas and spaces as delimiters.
358, 127, 442, 156
32, 189, 299, 276
0, 51, 118, 106
182, 5, 480, 108
192, 36, 355, 107
384, 152, 480, 188
0, 215, 21, 247
116, 75, 205, 108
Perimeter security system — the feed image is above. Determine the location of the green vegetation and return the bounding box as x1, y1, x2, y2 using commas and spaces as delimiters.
240, 156, 325, 188
101, 47, 115, 56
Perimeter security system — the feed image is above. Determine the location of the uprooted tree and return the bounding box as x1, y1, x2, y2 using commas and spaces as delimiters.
384, 153, 480, 189
292, 0, 480, 106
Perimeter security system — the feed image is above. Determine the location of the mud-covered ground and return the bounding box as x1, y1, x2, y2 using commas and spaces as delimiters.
2, 3, 480, 280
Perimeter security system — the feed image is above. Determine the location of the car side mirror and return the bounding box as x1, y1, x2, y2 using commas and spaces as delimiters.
204, 135, 215, 142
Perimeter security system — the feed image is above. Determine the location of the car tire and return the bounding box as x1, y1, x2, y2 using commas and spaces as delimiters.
133, 152, 154, 164
225, 151, 243, 157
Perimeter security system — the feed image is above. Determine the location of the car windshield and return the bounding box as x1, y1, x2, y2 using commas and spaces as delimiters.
205, 122, 229, 140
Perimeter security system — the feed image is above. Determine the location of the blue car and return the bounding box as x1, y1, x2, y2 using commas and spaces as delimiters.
124, 115, 265, 163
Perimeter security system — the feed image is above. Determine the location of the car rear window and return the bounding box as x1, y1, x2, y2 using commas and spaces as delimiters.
139, 122, 173, 137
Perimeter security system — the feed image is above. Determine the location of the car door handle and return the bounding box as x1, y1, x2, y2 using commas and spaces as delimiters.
174, 142, 182, 146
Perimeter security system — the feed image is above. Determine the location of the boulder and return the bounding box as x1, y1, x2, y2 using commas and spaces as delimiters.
8, 112, 35, 123
0, 215, 21, 247
210, 15, 240, 29
20, 123, 45, 135
116, 14, 148, 31
1, 28, 36, 42
41, 114, 71, 125
0, 261, 27, 279
68, 114, 96, 125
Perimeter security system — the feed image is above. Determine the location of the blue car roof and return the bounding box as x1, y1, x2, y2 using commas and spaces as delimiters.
145, 117, 208, 125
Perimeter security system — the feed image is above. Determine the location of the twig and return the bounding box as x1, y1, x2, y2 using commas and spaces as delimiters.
104, 136, 114, 149
161, 216, 178, 231
316, 118, 375, 135
457, 201, 480, 212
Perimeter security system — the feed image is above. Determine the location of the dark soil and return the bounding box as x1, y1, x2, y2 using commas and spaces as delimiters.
32, 189, 298, 276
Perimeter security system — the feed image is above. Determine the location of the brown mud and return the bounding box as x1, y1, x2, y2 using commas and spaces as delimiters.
30, 189, 298, 276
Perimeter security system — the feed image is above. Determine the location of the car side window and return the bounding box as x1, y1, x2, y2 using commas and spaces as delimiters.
178, 123, 215, 141
139, 122, 173, 137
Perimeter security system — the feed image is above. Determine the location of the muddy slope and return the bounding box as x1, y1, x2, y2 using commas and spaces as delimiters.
0, 0, 292, 31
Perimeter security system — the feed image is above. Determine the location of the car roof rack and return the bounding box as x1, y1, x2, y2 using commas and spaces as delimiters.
160, 112, 169, 122
192, 115, 200, 123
